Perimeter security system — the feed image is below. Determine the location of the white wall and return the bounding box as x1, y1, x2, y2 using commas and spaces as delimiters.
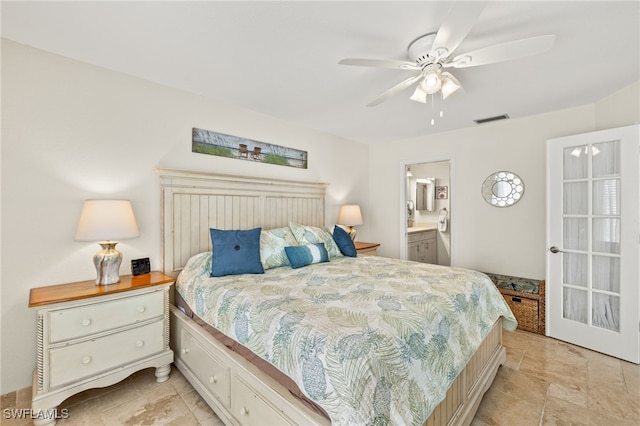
369, 81, 639, 279
0, 39, 369, 394
595, 81, 640, 129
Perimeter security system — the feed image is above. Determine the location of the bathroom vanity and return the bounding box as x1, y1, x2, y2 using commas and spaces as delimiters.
407, 224, 437, 264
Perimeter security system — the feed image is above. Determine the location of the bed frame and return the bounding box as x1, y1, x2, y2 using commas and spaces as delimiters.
157, 168, 506, 426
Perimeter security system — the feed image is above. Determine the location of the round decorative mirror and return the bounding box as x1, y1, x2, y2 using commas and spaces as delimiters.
481, 171, 524, 207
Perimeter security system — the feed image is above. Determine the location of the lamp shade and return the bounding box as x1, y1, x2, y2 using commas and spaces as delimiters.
337, 204, 363, 226
420, 72, 442, 94
75, 200, 140, 241
440, 72, 462, 100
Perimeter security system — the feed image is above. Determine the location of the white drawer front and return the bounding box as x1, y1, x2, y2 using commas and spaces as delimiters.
408, 232, 425, 243
180, 330, 230, 407
49, 320, 165, 388
49, 290, 164, 343
408, 230, 436, 243
233, 377, 293, 426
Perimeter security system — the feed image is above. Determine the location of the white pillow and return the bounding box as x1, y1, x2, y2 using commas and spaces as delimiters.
260, 226, 298, 269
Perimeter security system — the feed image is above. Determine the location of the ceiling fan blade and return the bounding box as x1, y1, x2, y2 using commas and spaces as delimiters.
449, 35, 556, 68
367, 74, 422, 107
338, 58, 419, 71
431, 1, 486, 58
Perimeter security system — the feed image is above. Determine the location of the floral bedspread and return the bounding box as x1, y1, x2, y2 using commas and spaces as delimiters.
176, 254, 517, 426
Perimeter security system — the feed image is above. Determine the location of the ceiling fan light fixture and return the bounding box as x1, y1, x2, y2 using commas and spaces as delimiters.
409, 86, 428, 103
420, 71, 442, 94
440, 72, 461, 99
339, 5, 556, 109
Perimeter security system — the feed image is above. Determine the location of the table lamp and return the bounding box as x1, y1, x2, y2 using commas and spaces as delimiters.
337, 204, 363, 241
75, 200, 140, 285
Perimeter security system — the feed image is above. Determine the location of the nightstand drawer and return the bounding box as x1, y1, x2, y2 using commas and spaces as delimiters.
49, 319, 165, 388
354, 241, 380, 256
180, 329, 231, 407
48, 290, 164, 343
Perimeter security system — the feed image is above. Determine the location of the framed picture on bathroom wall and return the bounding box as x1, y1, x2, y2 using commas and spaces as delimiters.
436, 186, 448, 199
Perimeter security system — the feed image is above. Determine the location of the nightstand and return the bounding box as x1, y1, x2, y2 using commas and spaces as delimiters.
28, 272, 174, 426
354, 241, 380, 256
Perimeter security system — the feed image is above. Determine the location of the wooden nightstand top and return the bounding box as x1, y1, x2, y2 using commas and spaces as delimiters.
29, 271, 174, 308
354, 241, 380, 251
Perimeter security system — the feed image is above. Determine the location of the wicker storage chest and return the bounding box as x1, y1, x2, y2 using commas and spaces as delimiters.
485, 273, 545, 335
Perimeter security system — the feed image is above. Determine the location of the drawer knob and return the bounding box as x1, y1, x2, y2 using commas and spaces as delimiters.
240, 406, 249, 416
209, 376, 218, 384
81, 319, 92, 327
136, 340, 145, 348
182, 348, 189, 355
137, 306, 146, 313
81, 356, 92, 364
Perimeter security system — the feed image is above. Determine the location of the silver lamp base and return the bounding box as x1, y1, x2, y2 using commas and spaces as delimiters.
93, 241, 122, 285
345, 226, 357, 241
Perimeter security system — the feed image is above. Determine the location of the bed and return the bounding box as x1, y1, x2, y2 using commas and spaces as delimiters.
157, 168, 517, 426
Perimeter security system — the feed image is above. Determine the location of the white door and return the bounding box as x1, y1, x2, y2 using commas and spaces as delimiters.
546, 125, 639, 363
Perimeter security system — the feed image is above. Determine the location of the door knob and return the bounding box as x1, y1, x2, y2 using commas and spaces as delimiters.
549, 246, 561, 253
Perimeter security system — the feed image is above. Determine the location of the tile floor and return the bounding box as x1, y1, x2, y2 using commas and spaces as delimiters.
2, 329, 639, 425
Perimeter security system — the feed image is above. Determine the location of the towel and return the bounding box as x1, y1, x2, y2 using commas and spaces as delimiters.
438, 208, 448, 232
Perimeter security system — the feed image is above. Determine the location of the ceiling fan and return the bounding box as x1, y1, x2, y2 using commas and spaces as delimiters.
339, 2, 556, 107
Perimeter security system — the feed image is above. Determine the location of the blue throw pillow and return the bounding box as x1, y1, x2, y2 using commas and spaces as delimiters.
210, 228, 264, 277
333, 225, 357, 257
284, 243, 329, 269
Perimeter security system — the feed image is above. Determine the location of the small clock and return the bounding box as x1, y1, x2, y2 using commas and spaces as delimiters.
131, 258, 150, 276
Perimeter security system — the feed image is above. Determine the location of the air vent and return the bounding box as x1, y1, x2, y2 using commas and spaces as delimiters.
474, 114, 510, 125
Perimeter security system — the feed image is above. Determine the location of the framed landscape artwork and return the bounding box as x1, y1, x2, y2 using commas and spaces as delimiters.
192, 127, 308, 169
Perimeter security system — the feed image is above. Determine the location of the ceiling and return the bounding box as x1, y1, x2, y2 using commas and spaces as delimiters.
2, 1, 638, 144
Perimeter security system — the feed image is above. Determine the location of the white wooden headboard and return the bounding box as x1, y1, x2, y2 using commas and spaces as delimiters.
156, 168, 328, 277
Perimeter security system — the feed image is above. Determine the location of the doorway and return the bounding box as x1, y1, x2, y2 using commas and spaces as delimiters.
546, 125, 639, 363
401, 157, 454, 266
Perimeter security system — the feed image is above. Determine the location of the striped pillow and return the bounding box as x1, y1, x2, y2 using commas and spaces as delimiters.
284, 243, 329, 269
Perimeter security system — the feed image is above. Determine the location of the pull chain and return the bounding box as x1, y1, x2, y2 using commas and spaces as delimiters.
429, 93, 444, 126
430, 94, 435, 126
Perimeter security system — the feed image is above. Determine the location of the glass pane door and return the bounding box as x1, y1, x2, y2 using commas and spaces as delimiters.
547, 125, 639, 363
561, 140, 621, 330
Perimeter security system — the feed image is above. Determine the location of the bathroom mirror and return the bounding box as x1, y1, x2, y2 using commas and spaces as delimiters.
481, 171, 524, 207
416, 178, 435, 211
